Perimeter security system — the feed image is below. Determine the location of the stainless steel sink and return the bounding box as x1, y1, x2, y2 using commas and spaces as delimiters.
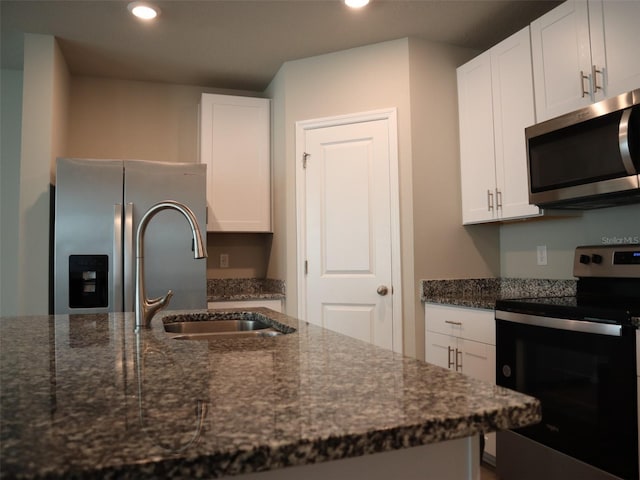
163, 312, 294, 340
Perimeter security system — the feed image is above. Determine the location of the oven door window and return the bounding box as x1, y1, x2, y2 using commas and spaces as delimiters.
497, 320, 638, 480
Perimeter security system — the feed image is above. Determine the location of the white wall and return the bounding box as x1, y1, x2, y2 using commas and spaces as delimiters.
500, 203, 640, 278
16, 34, 70, 315
0, 69, 24, 316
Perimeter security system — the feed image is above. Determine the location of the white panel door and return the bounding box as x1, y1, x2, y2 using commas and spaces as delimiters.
303, 119, 393, 350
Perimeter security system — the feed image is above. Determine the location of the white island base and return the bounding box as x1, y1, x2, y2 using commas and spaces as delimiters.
236, 435, 481, 480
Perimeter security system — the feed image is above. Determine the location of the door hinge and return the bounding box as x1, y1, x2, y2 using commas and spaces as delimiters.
303, 152, 310, 169
304, 260, 308, 274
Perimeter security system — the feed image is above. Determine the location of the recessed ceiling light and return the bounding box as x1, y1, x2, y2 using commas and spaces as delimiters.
127, 2, 160, 20
345, 0, 370, 8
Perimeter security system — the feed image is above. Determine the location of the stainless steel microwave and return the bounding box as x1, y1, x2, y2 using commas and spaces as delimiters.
526, 89, 640, 209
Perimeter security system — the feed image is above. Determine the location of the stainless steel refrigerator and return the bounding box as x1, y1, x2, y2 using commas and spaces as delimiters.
53, 158, 207, 315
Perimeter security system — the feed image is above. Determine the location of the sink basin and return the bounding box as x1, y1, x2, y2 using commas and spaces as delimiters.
162, 312, 294, 340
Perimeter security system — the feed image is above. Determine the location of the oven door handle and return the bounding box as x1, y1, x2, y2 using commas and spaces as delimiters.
495, 310, 622, 336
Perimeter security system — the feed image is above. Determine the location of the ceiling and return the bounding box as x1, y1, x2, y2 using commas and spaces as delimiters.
1, 0, 561, 92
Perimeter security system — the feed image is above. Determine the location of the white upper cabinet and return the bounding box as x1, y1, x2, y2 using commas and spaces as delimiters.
199, 94, 271, 232
458, 27, 541, 224
531, 0, 640, 122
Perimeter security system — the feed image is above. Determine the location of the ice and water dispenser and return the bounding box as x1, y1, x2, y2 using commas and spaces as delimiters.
68, 255, 109, 308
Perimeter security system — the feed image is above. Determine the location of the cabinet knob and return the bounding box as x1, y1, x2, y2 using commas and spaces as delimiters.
377, 285, 389, 296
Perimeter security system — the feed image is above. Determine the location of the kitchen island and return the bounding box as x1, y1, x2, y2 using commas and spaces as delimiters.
0, 309, 540, 479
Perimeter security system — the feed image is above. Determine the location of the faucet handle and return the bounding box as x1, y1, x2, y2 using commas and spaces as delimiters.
151, 289, 173, 311
142, 290, 174, 327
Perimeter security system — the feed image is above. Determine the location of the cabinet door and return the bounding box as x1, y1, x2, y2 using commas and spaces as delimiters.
491, 27, 541, 221
459, 338, 496, 383
589, 0, 640, 100
426, 332, 496, 380
457, 52, 498, 224
460, 338, 497, 459
531, 0, 593, 121
425, 331, 458, 371
199, 94, 271, 232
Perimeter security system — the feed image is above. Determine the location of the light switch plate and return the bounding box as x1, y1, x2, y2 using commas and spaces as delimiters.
220, 253, 229, 268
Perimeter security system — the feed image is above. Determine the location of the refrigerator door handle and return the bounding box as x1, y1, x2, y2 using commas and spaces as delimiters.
113, 204, 124, 311
124, 202, 135, 312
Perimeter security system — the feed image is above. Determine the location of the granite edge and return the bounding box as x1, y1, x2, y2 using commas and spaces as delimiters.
207, 278, 286, 302
420, 278, 577, 309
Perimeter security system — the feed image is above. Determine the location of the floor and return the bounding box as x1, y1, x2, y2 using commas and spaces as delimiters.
481, 462, 499, 480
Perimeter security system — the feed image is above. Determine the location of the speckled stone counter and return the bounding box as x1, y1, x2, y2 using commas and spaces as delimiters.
420, 278, 577, 309
207, 278, 285, 302
1, 309, 540, 479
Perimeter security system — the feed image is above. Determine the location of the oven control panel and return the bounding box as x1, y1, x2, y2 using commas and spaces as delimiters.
573, 245, 640, 278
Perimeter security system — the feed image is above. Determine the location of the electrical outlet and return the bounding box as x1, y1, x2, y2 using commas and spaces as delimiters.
536, 245, 548, 266
220, 253, 229, 268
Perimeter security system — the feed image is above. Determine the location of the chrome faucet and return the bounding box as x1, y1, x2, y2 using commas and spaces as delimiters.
135, 200, 207, 331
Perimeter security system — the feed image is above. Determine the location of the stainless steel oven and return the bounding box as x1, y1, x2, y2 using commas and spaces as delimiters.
495, 245, 639, 480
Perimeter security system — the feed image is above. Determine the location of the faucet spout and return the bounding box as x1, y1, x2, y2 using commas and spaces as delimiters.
135, 200, 207, 331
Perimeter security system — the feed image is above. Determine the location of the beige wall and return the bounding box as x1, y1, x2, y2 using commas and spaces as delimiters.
266, 38, 414, 348
266, 38, 498, 359
14, 34, 70, 315
0, 69, 24, 316
206, 233, 272, 279
408, 38, 500, 360
500, 204, 640, 278
68, 77, 225, 163
264, 65, 288, 283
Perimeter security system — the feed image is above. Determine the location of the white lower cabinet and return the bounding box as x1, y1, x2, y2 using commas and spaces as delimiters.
425, 303, 496, 461
208, 299, 283, 312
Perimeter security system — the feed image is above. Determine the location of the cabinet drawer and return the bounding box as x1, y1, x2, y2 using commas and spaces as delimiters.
425, 303, 495, 345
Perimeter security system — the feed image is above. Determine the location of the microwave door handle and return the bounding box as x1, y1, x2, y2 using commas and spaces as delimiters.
619, 108, 637, 175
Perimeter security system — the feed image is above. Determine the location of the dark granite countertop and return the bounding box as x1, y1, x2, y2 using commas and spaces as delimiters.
207, 279, 285, 302
420, 278, 577, 309
1, 308, 540, 479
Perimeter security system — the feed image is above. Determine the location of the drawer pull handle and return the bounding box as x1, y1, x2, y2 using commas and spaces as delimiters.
580, 70, 590, 97
445, 320, 462, 326
447, 346, 455, 369
592, 65, 603, 93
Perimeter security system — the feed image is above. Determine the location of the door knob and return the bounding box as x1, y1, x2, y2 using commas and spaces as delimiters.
377, 285, 389, 296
